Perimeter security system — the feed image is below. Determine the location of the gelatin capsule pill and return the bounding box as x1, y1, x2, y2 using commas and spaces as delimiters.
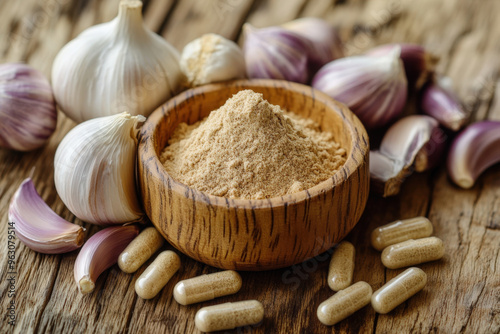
174, 270, 242, 305
381, 236, 444, 269
317, 281, 372, 326
371, 267, 427, 314
135, 250, 180, 299
371, 217, 433, 251
328, 241, 355, 291
195, 300, 264, 332
118, 227, 164, 273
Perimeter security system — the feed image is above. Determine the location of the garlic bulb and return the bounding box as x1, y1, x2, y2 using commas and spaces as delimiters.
180, 34, 246, 87
312, 48, 407, 129
0, 63, 57, 151
51, 0, 183, 123
54, 112, 145, 225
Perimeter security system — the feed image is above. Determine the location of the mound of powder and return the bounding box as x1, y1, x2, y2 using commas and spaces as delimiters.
160, 90, 346, 199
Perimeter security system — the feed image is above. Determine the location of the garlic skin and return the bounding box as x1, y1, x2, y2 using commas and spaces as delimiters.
180, 34, 246, 87
54, 112, 145, 225
447, 121, 500, 189
9, 178, 85, 254
0, 63, 57, 151
74, 225, 139, 294
242, 23, 313, 84
312, 48, 407, 128
51, 0, 183, 123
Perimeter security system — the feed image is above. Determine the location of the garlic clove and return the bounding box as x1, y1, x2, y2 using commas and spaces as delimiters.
447, 121, 500, 189
420, 78, 468, 131
312, 47, 407, 128
414, 125, 448, 172
281, 17, 344, 73
8, 178, 85, 254
366, 43, 439, 89
370, 150, 411, 197
51, 0, 184, 123
242, 23, 313, 84
180, 34, 246, 87
54, 112, 145, 225
0, 63, 57, 151
74, 225, 139, 294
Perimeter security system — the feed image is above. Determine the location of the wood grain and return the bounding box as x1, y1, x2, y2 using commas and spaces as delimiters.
0, 0, 499, 333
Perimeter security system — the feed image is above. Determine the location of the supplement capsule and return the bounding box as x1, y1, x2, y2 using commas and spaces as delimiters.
135, 250, 180, 299
317, 281, 372, 326
371, 267, 427, 314
174, 270, 242, 305
195, 300, 264, 332
328, 241, 355, 291
381, 236, 444, 269
371, 217, 433, 251
118, 227, 164, 273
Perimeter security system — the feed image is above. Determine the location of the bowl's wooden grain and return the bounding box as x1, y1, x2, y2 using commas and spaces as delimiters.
137, 79, 369, 271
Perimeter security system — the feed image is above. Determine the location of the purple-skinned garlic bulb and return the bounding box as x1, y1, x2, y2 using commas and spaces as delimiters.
0, 63, 57, 151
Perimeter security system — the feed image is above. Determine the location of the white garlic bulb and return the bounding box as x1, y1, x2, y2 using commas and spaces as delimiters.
51, 0, 183, 123
54, 112, 144, 225
180, 34, 246, 87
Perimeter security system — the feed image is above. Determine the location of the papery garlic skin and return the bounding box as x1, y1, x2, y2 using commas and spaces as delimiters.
54, 112, 144, 225
180, 34, 246, 87
9, 178, 85, 254
312, 49, 407, 128
74, 225, 139, 293
0, 63, 57, 151
51, 0, 183, 123
243, 23, 313, 84
447, 121, 500, 189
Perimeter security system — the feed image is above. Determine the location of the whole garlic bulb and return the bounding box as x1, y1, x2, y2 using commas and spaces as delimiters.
0, 63, 57, 151
180, 34, 246, 87
51, 0, 183, 123
54, 112, 144, 225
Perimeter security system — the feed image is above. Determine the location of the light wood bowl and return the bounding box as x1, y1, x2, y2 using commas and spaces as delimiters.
137, 79, 369, 271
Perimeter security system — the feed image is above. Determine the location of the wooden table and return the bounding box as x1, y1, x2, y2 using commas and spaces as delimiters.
1, 0, 499, 333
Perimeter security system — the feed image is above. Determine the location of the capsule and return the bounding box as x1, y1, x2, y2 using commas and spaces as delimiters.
371, 217, 433, 251
371, 267, 427, 314
317, 281, 372, 326
195, 300, 264, 332
328, 241, 355, 291
118, 227, 165, 273
135, 250, 180, 299
174, 270, 242, 305
381, 236, 444, 269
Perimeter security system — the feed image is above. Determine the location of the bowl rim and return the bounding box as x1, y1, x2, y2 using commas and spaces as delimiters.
138, 79, 368, 210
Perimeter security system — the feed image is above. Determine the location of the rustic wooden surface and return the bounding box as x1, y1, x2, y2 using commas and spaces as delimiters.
0, 0, 499, 333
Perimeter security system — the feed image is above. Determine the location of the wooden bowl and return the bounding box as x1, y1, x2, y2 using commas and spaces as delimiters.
137, 79, 369, 271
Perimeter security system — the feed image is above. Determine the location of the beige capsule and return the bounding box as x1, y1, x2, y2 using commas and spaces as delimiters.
135, 250, 180, 299
317, 281, 372, 326
118, 227, 164, 273
371, 267, 427, 314
174, 270, 242, 305
381, 236, 444, 269
328, 241, 355, 291
371, 217, 433, 251
195, 300, 264, 332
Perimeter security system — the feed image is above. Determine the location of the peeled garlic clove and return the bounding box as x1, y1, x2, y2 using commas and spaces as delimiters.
366, 43, 439, 89
8, 178, 85, 254
420, 79, 468, 131
312, 48, 407, 128
54, 112, 145, 225
447, 121, 500, 189
282, 17, 344, 73
180, 34, 246, 87
242, 23, 313, 84
0, 63, 57, 151
51, 0, 183, 123
74, 225, 139, 293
